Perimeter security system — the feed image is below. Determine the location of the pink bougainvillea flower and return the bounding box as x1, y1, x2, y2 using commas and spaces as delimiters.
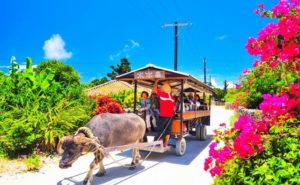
290, 0, 300, 6
218, 146, 234, 163
256, 120, 269, 133
258, 3, 265, 9
290, 83, 300, 97
204, 0, 300, 177
204, 157, 213, 171
253, 60, 260, 67
209, 166, 223, 177
233, 115, 254, 133
258, 23, 278, 40
272, 0, 290, 17
208, 142, 219, 158
269, 60, 280, 68
242, 68, 249, 74
246, 37, 260, 56
259, 94, 289, 117
233, 132, 263, 158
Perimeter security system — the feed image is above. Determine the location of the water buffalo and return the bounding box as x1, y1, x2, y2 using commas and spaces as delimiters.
57, 113, 146, 185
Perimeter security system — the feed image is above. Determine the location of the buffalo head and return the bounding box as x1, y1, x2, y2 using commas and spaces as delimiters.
57, 134, 96, 169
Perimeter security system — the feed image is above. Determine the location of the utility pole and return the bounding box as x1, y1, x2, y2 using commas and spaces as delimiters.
203, 57, 207, 84
162, 22, 191, 71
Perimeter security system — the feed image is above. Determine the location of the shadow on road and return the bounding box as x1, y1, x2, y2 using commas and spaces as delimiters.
56, 135, 212, 185
56, 164, 147, 185
118, 135, 212, 166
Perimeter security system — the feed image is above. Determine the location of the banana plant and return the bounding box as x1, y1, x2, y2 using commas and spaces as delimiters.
9, 56, 19, 76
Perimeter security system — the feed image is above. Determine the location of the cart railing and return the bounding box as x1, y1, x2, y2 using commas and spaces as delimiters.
175, 110, 210, 120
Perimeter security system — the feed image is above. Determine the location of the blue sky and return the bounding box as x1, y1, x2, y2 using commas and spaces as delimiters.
0, 0, 277, 87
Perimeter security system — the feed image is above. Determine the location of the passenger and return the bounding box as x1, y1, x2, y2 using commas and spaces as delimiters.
138, 91, 157, 132
183, 94, 190, 111
150, 93, 160, 125
194, 94, 201, 110
199, 98, 208, 110
187, 93, 195, 111
175, 95, 186, 112
153, 80, 176, 147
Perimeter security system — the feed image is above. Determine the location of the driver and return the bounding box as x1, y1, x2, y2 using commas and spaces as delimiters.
153, 80, 176, 147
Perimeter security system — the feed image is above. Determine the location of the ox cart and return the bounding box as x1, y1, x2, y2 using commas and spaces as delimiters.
115, 64, 214, 156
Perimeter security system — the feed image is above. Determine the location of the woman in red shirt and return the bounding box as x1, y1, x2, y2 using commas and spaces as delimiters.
153, 80, 176, 147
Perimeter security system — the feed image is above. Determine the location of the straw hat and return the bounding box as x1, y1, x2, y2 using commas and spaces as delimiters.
160, 82, 171, 93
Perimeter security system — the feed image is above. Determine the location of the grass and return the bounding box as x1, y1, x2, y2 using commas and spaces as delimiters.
23, 155, 42, 171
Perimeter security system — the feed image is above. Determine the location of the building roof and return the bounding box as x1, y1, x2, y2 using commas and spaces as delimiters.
86, 80, 132, 96
86, 80, 150, 96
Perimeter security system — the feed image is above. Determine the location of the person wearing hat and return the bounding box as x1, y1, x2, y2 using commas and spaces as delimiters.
153, 80, 176, 147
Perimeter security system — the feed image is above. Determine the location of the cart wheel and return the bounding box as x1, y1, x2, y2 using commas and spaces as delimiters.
196, 124, 207, 140
175, 138, 186, 156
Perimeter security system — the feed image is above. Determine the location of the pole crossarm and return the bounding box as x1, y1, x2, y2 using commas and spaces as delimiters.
161, 22, 192, 27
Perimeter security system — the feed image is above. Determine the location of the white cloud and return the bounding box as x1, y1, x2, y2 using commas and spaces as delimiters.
211, 78, 236, 89
109, 39, 140, 61
43, 34, 72, 60
130, 39, 140, 48
19, 64, 37, 71
227, 81, 236, 89
211, 78, 222, 88
109, 52, 121, 61
215, 34, 227, 41
0, 64, 37, 71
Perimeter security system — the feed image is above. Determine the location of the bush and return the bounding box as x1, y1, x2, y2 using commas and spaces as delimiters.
93, 96, 124, 115
110, 90, 138, 108
205, 1, 300, 184
239, 62, 299, 108
24, 154, 41, 171
34, 60, 80, 87
0, 57, 93, 157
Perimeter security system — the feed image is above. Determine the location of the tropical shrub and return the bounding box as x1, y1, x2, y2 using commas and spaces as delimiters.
110, 90, 132, 105
214, 88, 226, 102
239, 62, 299, 108
206, 84, 300, 184
34, 60, 80, 87
205, 1, 300, 184
93, 96, 124, 115
110, 90, 139, 108
231, 0, 300, 109
0, 57, 93, 157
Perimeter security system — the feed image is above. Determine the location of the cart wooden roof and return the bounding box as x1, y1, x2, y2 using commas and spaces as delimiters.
116, 64, 215, 95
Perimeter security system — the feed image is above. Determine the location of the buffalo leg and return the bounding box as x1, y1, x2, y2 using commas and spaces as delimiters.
129, 147, 140, 170
96, 159, 106, 177
94, 149, 106, 177
134, 147, 141, 164
83, 150, 103, 184
83, 158, 98, 185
